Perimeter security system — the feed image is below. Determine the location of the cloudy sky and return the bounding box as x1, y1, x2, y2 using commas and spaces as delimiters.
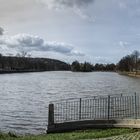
0, 0, 140, 63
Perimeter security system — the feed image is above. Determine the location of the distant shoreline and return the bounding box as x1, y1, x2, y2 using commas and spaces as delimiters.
0, 70, 71, 74
0, 70, 48, 74
0, 70, 116, 74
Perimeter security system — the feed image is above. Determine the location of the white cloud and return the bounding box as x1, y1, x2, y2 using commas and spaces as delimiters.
0, 33, 84, 57
74, 7, 96, 22
119, 41, 130, 47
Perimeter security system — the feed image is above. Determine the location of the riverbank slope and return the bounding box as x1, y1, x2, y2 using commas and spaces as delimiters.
0, 128, 136, 140
118, 71, 140, 78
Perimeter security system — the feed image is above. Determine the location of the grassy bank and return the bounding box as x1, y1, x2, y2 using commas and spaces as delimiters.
0, 128, 137, 140
119, 71, 140, 78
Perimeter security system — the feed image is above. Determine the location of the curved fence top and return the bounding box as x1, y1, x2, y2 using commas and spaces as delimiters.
48, 93, 140, 124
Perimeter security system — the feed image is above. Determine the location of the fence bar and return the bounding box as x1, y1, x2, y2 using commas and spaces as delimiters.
52, 94, 140, 124
79, 98, 82, 120
134, 92, 137, 119
108, 95, 110, 120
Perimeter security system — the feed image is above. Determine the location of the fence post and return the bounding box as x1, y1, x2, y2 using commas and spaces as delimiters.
134, 92, 137, 119
79, 98, 82, 120
48, 103, 54, 126
108, 95, 110, 120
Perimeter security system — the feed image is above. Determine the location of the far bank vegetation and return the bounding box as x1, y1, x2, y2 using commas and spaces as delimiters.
0, 50, 139, 73
71, 61, 116, 72
117, 50, 140, 76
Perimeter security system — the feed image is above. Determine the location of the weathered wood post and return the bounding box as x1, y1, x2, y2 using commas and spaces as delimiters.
48, 103, 54, 126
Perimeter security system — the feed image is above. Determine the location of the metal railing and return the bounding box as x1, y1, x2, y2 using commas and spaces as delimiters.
48, 93, 140, 124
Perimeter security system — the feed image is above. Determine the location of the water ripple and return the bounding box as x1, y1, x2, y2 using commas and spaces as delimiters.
0, 72, 140, 134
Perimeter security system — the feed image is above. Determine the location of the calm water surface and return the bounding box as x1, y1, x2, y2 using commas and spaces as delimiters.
0, 71, 140, 134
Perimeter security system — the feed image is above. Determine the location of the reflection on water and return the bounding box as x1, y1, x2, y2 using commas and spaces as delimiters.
0, 71, 140, 134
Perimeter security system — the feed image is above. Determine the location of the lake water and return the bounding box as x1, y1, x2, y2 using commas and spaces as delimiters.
0, 71, 140, 134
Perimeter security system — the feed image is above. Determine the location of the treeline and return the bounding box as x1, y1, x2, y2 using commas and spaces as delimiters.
117, 50, 140, 72
71, 50, 140, 73
2, 50, 140, 73
0, 54, 70, 72
71, 61, 116, 72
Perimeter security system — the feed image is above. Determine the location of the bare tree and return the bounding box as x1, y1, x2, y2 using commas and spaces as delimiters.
16, 51, 28, 58
21, 51, 27, 57
132, 50, 140, 73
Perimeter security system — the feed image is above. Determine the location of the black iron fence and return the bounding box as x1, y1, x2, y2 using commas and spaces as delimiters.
48, 93, 140, 125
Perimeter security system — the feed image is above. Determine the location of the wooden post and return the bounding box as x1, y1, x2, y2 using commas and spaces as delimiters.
48, 103, 54, 126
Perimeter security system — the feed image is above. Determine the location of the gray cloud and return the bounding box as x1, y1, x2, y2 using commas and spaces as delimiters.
0, 34, 84, 56
0, 27, 4, 35
38, 0, 95, 22
39, 0, 94, 9
54, 0, 94, 8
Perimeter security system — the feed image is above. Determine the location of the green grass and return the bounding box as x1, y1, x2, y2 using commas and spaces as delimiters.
0, 128, 137, 140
